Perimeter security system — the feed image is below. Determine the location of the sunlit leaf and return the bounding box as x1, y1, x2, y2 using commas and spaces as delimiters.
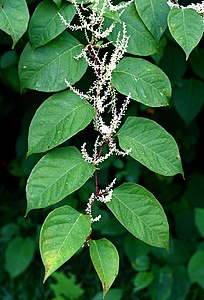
90, 238, 119, 297
0, 0, 29, 47
40, 205, 91, 280
168, 8, 203, 59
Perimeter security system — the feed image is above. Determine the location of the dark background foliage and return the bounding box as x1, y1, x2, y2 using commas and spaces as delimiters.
0, 0, 204, 299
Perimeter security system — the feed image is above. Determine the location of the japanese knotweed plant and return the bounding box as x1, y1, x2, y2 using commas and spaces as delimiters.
1, 0, 204, 296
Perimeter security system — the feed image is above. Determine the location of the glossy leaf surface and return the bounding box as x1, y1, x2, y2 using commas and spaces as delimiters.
90, 238, 119, 297
135, 0, 169, 42
26, 147, 95, 213
106, 3, 157, 56
40, 205, 91, 280
29, 0, 75, 48
107, 183, 169, 249
168, 8, 203, 59
117, 117, 183, 176
19, 31, 88, 92
28, 90, 96, 155
0, 0, 29, 48
112, 57, 171, 107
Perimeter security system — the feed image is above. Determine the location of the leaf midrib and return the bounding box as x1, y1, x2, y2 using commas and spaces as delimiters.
112, 193, 165, 245
31, 43, 81, 77
32, 3, 70, 45
118, 129, 178, 173
0, 7, 16, 40
113, 68, 167, 100
39, 159, 90, 199
30, 102, 93, 151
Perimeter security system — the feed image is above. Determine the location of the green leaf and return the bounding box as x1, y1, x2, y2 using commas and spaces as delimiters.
5, 236, 35, 278
133, 272, 154, 292
53, 0, 62, 7
27, 90, 96, 156
50, 272, 84, 299
0, 50, 18, 69
106, 3, 157, 56
133, 256, 150, 272
90, 238, 119, 297
168, 267, 190, 300
173, 79, 204, 125
26, 147, 95, 214
111, 57, 171, 107
168, 8, 203, 60
29, 0, 75, 49
40, 205, 91, 281
88, 0, 121, 23
0, 0, 29, 48
190, 48, 204, 80
188, 250, 204, 289
149, 266, 173, 300
134, 0, 169, 42
195, 208, 204, 238
107, 183, 169, 249
158, 43, 187, 81
91, 288, 123, 300
117, 117, 183, 176
18, 31, 88, 92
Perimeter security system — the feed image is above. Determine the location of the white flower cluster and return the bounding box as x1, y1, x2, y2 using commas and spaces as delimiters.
85, 179, 116, 222
167, 0, 204, 18
60, 0, 132, 165
59, 0, 133, 222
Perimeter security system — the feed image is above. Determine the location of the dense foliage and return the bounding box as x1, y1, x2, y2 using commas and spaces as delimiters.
0, 0, 204, 299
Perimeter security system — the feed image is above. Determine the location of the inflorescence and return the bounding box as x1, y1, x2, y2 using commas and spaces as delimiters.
59, 0, 133, 222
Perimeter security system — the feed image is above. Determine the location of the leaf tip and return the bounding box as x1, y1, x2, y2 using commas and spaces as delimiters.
102, 285, 109, 299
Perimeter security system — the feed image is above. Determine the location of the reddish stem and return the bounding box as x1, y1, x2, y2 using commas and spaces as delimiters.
95, 143, 105, 195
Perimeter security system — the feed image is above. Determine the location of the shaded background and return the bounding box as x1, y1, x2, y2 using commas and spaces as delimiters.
1, 0, 204, 299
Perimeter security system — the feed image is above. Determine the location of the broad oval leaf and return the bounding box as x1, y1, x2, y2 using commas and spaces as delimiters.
190, 48, 204, 80
27, 90, 96, 156
117, 117, 183, 176
107, 183, 169, 249
26, 147, 95, 214
106, 3, 157, 56
0, 0, 29, 48
29, 0, 76, 49
18, 31, 88, 92
90, 238, 119, 297
195, 208, 204, 238
173, 79, 204, 125
5, 237, 35, 279
168, 8, 203, 60
112, 57, 171, 107
133, 271, 154, 292
188, 251, 204, 289
40, 205, 91, 281
135, 0, 169, 42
